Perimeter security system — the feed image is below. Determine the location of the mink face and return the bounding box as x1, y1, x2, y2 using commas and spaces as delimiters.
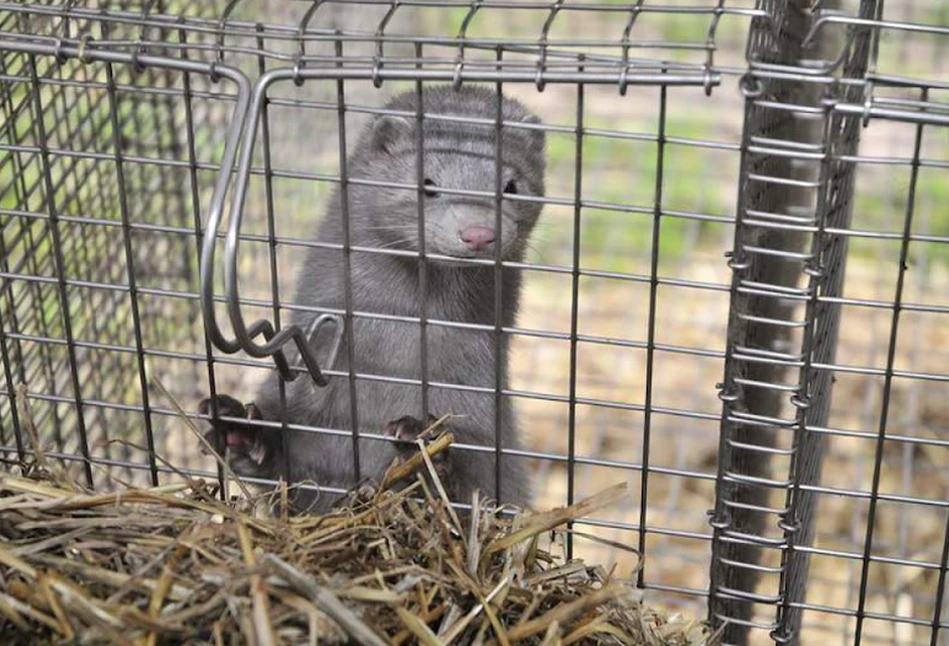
346, 87, 546, 264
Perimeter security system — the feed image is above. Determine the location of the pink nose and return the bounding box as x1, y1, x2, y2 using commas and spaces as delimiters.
460, 225, 495, 251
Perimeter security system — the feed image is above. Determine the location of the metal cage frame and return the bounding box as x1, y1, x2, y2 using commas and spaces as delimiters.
1, 2, 948, 645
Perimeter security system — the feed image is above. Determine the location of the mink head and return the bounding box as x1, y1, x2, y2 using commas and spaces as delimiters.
346, 85, 546, 264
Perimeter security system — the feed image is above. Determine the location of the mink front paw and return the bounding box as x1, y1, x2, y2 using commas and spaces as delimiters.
384, 414, 440, 443
384, 414, 451, 482
198, 394, 275, 477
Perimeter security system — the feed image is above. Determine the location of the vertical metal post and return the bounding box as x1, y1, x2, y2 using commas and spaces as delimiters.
104, 57, 159, 486
639, 77, 666, 586
257, 25, 293, 485
414, 43, 430, 422
492, 47, 505, 503
179, 28, 225, 496
335, 40, 362, 484
709, 1, 820, 642
852, 93, 926, 646
26, 53, 93, 487
711, 1, 878, 643
565, 61, 584, 560
0, 49, 28, 460
930, 507, 949, 646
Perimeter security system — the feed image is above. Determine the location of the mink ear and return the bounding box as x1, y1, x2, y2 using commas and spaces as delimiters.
518, 113, 545, 155
370, 115, 412, 154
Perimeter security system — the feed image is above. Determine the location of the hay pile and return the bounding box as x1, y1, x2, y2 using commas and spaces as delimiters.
0, 432, 714, 645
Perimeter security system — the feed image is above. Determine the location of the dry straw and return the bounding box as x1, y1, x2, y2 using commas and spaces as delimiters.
0, 414, 716, 645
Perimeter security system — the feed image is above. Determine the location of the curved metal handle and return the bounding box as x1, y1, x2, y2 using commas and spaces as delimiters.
303, 314, 344, 390
200, 68, 341, 386
197, 67, 252, 359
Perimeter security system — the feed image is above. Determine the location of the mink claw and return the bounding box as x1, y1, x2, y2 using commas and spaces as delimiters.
384, 413, 441, 444
198, 394, 270, 470
383, 413, 452, 482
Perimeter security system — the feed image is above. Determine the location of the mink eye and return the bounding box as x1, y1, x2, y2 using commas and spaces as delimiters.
504, 179, 519, 195
423, 178, 439, 198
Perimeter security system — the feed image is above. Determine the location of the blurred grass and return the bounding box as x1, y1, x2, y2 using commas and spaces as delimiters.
542, 100, 949, 274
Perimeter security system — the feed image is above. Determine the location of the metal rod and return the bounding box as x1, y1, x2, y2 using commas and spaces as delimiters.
637, 72, 668, 586
414, 43, 431, 422
257, 24, 294, 485
26, 53, 93, 487
334, 38, 362, 483
179, 26, 226, 497
565, 58, 584, 560
851, 88, 927, 646
492, 47, 505, 503
103, 54, 159, 485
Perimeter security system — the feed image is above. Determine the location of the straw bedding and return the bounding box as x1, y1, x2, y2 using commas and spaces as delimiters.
0, 421, 715, 646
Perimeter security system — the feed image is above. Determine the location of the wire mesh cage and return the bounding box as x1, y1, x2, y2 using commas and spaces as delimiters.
0, 1, 947, 645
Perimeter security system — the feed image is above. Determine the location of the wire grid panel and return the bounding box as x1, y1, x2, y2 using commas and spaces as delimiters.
710, 1, 949, 645
0, 4, 243, 488
195, 12, 752, 628
0, 0, 765, 83
1, 2, 948, 646
707, 1, 820, 641
0, 0, 757, 615
208, 8, 769, 636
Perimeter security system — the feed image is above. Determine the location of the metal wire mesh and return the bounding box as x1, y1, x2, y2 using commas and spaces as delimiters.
1, 2, 948, 645
0, 3, 231, 489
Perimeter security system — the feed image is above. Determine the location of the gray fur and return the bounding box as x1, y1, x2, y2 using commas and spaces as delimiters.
245, 86, 545, 513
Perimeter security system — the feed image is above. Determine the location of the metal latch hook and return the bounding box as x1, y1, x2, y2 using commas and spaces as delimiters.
302, 313, 344, 391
